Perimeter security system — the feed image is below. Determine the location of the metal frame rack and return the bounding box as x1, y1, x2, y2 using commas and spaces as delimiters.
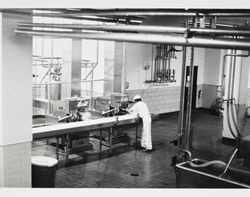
33, 114, 140, 163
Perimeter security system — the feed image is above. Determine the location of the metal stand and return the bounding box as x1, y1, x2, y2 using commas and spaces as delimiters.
99, 130, 102, 151
109, 127, 113, 154
135, 124, 138, 149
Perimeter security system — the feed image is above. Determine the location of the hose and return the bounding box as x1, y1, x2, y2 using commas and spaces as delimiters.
220, 148, 238, 178
182, 150, 227, 168
230, 51, 241, 137
189, 160, 226, 168
223, 50, 250, 139
226, 51, 238, 139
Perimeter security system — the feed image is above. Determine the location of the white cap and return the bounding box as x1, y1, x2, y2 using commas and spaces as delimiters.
32, 156, 58, 167
134, 95, 141, 101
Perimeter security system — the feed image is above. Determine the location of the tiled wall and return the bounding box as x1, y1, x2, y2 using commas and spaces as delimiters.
126, 84, 220, 115
196, 84, 203, 108
0, 142, 31, 187
247, 88, 250, 105
126, 85, 181, 114
199, 84, 218, 109
199, 86, 250, 109
0, 148, 3, 187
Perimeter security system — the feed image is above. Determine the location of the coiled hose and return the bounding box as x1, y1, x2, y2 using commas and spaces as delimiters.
188, 160, 227, 168
182, 150, 227, 168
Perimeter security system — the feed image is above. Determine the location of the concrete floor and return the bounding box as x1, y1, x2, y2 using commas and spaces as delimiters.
32, 108, 246, 188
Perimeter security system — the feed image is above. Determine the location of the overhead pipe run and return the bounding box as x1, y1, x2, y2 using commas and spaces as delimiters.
18, 22, 250, 36
22, 9, 250, 17
31, 13, 142, 25
0, 10, 141, 25
19, 22, 187, 33
14, 29, 250, 50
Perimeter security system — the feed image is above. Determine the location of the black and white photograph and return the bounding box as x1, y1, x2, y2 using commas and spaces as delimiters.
1, 1, 250, 195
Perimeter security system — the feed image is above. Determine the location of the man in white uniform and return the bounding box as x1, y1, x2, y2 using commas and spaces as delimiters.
129, 95, 153, 152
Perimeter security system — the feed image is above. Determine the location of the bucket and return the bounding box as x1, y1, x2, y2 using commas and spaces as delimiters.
32, 156, 58, 188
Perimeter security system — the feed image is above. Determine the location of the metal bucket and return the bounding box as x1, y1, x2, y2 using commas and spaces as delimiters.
175, 158, 250, 188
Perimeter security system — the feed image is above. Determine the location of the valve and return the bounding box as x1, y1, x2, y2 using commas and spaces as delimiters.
170, 139, 178, 146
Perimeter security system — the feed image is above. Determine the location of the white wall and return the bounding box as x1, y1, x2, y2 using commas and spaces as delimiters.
203, 48, 221, 85
125, 43, 151, 90
125, 43, 206, 90
186, 47, 206, 85
0, 13, 32, 187
0, 13, 32, 145
103, 41, 115, 96
248, 62, 250, 88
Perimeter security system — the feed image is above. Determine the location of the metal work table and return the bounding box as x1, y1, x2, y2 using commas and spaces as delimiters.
32, 114, 140, 162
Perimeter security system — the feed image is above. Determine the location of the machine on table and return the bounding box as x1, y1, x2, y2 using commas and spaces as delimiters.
33, 93, 139, 163
32, 114, 140, 163
92, 93, 133, 146
51, 96, 94, 159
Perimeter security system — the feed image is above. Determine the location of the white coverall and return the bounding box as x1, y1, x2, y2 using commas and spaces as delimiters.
130, 101, 152, 150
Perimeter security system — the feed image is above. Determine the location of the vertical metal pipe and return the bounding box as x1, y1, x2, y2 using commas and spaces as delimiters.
163, 45, 166, 82
56, 137, 59, 160
166, 45, 168, 81
151, 44, 154, 81
161, 45, 164, 82
154, 57, 157, 81
220, 51, 227, 102
184, 18, 197, 150
109, 127, 113, 153
185, 46, 195, 150
90, 41, 99, 109
163, 45, 165, 82
48, 38, 54, 115
90, 62, 94, 108
159, 45, 162, 82
99, 130, 102, 151
230, 49, 237, 104
121, 42, 126, 94
168, 54, 171, 81
177, 46, 187, 151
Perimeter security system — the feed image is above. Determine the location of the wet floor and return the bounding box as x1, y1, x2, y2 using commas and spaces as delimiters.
32, 108, 244, 188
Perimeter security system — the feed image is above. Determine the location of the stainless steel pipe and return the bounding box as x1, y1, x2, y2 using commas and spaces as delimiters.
18, 22, 187, 33
184, 46, 195, 150
177, 46, 187, 151
18, 22, 250, 36
15, 29, 250, 50
1, 9, 137, 24
30, 11, 198, 17
25, 10, 250, 17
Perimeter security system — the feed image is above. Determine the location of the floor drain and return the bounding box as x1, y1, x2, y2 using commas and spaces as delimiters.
130, 173, 139, 176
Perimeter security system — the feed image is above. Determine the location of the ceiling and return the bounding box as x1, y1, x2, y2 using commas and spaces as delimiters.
2, 8, 250, 28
